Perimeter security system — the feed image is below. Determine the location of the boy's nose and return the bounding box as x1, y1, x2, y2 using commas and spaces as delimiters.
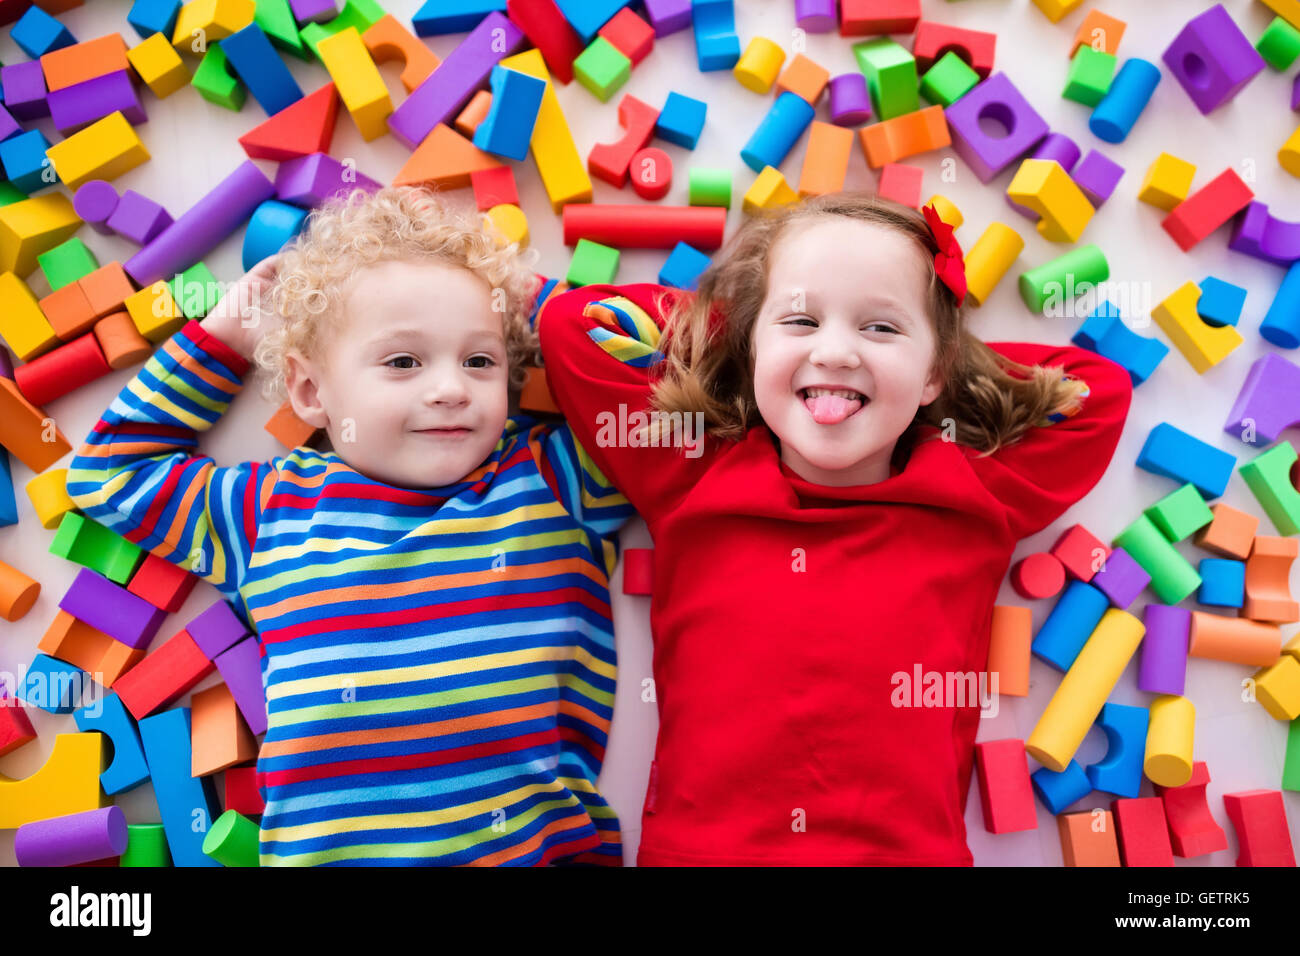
424, 376, 470, 405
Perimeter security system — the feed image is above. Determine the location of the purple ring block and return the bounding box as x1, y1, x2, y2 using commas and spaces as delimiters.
794, 0, 837, 32
1138, 604, 1189, 695
1161, 3, 1265, 115
1229, 201, 1300, 266
48, 71, 147, 136
59, 567, 166, 650
641, 0, 692, 36
74, 180, 121, 235
14, 806, 128, 867
187, 599, 250, 659
1224, 352, 1300, 445
1, 61, 51, 122
1089, 546, 1151, 609
214, 636, 267, 736
106, 188, 174, 245
944, 72, 1049, 184
275, 152, 381, 208
829, 72, 872, 126
1072, 148, 1124, 207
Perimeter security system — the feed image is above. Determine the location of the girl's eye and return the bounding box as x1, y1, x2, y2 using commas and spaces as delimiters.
783, 316, 817, 327
465, 355, 496, 368
386, 355, 418, 369
864, 323, 898, 334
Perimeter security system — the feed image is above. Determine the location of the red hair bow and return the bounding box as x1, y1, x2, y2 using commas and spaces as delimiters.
921, 203, 967, 307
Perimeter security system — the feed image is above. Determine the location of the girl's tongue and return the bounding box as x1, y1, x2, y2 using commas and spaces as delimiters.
805, 392, 861, 425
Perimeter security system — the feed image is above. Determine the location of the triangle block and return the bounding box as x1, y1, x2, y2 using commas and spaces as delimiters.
238, 82, 340, 162
393, 123, 505, 189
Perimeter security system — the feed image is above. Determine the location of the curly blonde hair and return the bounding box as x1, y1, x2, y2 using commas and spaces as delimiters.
648, 191, 1090, 459
253, 185, 542, 403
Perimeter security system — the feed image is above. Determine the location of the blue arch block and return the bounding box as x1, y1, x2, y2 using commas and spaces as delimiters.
1031, 760, 1092, 814
1085, 702, 1149, 797
75, 691, 150, 795
1136, 422, 1236, 499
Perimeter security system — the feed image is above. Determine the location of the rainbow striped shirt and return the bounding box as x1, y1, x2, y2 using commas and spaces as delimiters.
66, 321, 633, 866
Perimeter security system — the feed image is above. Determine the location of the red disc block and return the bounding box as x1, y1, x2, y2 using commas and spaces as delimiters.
629, 146, 671, 200
1010, 552, 1066, 600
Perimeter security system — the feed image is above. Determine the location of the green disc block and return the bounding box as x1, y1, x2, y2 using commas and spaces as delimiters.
121, 824, 172, 867
0, 181, 26, 207
852, 38, 919, 121
170, 262, 221, 318
254, 0, 308, 60
919, 51, 979, 107
566, 238, 619, 287
688, 167, 732, 208
38, 237, 100, 291
301, 0, 386, 60
1257, 16, 1300, 71
1063, 46, 1117, 106
193, 45, 246, 111
1113, 513, 1201, 605
1018, 244, 1109, 314
1240, 441, 1300, 535
202, 810, 260, 867
49, 511, 145, 585
1144, 483, 1213, 541
574, 36, 631, 102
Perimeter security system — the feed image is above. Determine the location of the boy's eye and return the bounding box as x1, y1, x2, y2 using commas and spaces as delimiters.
386, 355, 418, 369
465, 354, 496, 368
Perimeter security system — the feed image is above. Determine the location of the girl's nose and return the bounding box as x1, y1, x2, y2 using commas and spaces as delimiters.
808, 328, 862, 369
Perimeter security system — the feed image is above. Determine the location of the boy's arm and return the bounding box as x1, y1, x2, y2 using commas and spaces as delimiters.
65, 320, 277, 611
965, 342, 1134, 540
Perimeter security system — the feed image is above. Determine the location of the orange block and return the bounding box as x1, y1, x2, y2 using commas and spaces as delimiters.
264, 400, 318, 449
1072, 10, 1126, 56
858, 104, 950, 168
1194, 502, 1258, 560
797, 121, 853, 197
0, 377, 72, 473
38, 610, 144, 688
1189, 611, 1281, 667
1243, 536, 1299, 623
0, 559, 39, 622
392, 123, 504, 189
363, 14, 439, 93
519, 366, 559, 415
93, 311, 152, 369
40, 281, 98, 340
987, 605, 1031, 697
775, 53, 829, 105
78, 262, 136, 319
454, 89, 493, 137
191, 683, 257, 776
41, 34, 130, 93
1058, 810, 1121, 866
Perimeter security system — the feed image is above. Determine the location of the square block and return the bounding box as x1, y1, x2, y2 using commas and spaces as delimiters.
1139, 152, 1196, 212
1194, 502, 1259, 559
1063, 46, 1117, 106
655, 91, 706, 149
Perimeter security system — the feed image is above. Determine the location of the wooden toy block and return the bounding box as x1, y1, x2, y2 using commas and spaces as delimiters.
14, 805, 127, 866
518, 365, 559, 415
454, 89, 492, 136
1137, 422, 1235, 500
629, 146, 670, 200
1049, 524, 1109, 582
1033, 580, 1109, 672
733, 35, 783, 94
393, 123, 503, 190
964, 222, 1023, 306
775, 53, 829, 106
1063, 46, 1116, 106
1111, 797, 1174, 865
987, 605, 1031, 696
113, 627, 215, 720
471, 165, 519, 210
498, 47, 592, 212
1287, 717, 1300, 792
0, 128, 54, 196
127, 32, 190, 98
264, 399, 318, 449
191, 683, 256, 776
20, 330, 112, 406
0, 558, 40, 621
973, 738, 1037, 833
41, 34, 128, 93
1073, 149, 1125, 207
38, 236, 99, 290
1072, 300, 1167, 386
120, 821, 171, 866
106, 190, 173, 247
60, 566, 167, 649
1011, 553, 1064, 600
1151, 281, 1243, 374
1162, 168, 1254, 252
170, 0, 255, 52
169, 261, 220, 318
49, 509, 144, 584
1032, 0, 1084, 23
659, 240, 711, 290
874, 162, 922, 208
137, 707, 222, 866
243, 199, 307, 271
1163, 5, 1265, 115
39, 279, 97, 340
688, 168, 730, 209
743, 165, 799, 215
1073, 10, 1126, 57
25, 467, 75, 529
298, 0, 386, 59
1196, 275, 1246, 327
0, 732, 106, 828
1144, 692, 1193, 787
1197, 557, 1244, 607
213, 636, 266, 735
77, 261, 136, 319
797, 121, 852, 198
691, 0, 739, 71
840, 0, 920, 36
128, 0, 183, 38
1057, 810, 1120, 866
947, 73, 1049, 183
741, 92, 814, 174
1, 191, 81, 278
857, 104, 949, 168
852, 37, 917, 120
1195, 503, 1260, 559
1287, 631, 1300, 664
1006, 159, 1095, 243
203, 808, 259, 865
920, 50, 979, 107
1239, 441, 1300, 536
1189, 610, 1280, 667
191, 44, 245, 111
0, 689, 38, 757
363, 14, 438, 92
220, 21, 303, 116
73, 691, 150, 794
238, 81, 337, 161
566, 238, 619, 287
224, 764, 265, 817
39, 610, 145, 688
317, 26, 391, 141
0, 376, 73, 472
505, 0, 582, 86
1037, 760, 1105, 818
1223, 354, 1300, 445
123, 281, 183, 342
655, 90, 706, 149
186, 600, 250, 659
1145, 483, 1213, 542
45, 111, 150, 191
1222, 789, 1296, 865
1139, 153, 1195, 212
573, 36, 630, 103
1254, 654, 1300, 720
562, 203, 725, 250
1242, 535, 1299, 622
913, 20, 995, 78
12, 6, 76, 60
127, 551, 197, 613
475, 64, 545, 161
1153, 761, 1228, 857
1088, 702, 1148, 798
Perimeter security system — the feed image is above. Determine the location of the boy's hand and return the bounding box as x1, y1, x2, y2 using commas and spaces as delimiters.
200, 254, 282, 361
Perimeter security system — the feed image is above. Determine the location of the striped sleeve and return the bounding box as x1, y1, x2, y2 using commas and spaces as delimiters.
65, 320, 278, 611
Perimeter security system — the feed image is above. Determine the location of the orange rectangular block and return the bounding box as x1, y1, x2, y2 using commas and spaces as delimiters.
1072, 10, 1126, 56
1058, 810, 1121, 866
40, 280, 98, 340
191, 683, 257, 776
264, 400, 318, 449
858, 104, 950, 168
775, 53, 829, 105
78, 263, 136, 319
987, 605, 1030, 696
519, 366, 559, 415
0, 377, 72, 473
798, 121, 853, 197
38, 610, 144, 687
41, 34, 130, 93
1194, 502, 1258, 560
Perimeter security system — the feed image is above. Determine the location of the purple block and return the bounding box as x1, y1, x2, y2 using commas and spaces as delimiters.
944, 72, 1049, 184
1223, 352, 1300, 445
1292, 71, 1300, 111
214, 636, 266, 736
829, 72, 871, 126
106, 189, 174, 245
275, 151, 381, 207
59, 567, 166, 650
1228, 201, 1300, 266
642, 0, 692, 36
1072, 148, 1124, 207
1, 61, 49, 121
388, 11, 525, 150
47, 70, 147, 136
124, 159, 275, 286
14, 806, 127, 867
289, 0, 335, 24
794, 0, 837, 32
73, 179, 120, 236
1161, 3, 1264, 115
1138, 604, 1189, 695
1090, 547, 1150, 609
0, 103, 21, 143
0, 346, 12, 379
187, 599, 249, 659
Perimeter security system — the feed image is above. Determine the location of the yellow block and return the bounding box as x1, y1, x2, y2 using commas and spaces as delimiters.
46, 111, 151, 191
0, 271, 59, 360
0, 193, 81, 279
128, 32, 191, 98
484, 204, 529, 248
1026, 608, 1145, 772
499, 47, 592, 212
1031, 0, 1085, 22
1280, 125, 1300, 179
1006, 158, 1094, 243
125, 282, 184, 342
26, 468, 76, 529
1138, 152, 1196, 211
1255, 654, 1300, 720
1144, 694, 1194, 787
1261, 0, 1300, 31
1286, 631, 1300, 662
1151, 281, 1243, 374
0, 732, 106, 828
171, 0, 255, 53
734, 36, 785, 94
964, 221, 1023, 306
925, 194, 963, 229
743, 165, 799, 215
317, 27, 392, 142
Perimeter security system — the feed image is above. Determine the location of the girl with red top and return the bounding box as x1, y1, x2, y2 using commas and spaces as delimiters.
537, 193, 1134, 865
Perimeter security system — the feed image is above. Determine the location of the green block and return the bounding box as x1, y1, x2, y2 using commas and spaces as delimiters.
1019, 244, 1109, 314
1113, 512, 1201, 605
38, 237, 100, 291
1240, 441, 1300, 535
1285, 717, 1300, 791
300, 0, 385, 60
1063, 46, 1117, 106
121, 824, 172, 867
1144, 483, 1213, 541
852, 38, 919, 121
255, 0, 308, 60
919, 50, 978, 107
49, 511, 145, 585
0, 182, 25, 207
1257, 15, 1300, 71
193, 45, 246, 111
688, 167, 732, 208
573, 36, 631, 102
566, 239, 619, 287
202, 810, 260, 867
170, 262, 221, 318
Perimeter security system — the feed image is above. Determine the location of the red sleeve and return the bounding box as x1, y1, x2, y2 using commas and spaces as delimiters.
966, 342, 1134, 540
536, 281, 717, 522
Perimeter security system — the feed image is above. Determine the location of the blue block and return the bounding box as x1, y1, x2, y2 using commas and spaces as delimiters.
655, 91, 707, 149
554, 0, 628, 43
1071, 299, 1168, 386
1085, 702, 1148, 797
220, 23, 304, 116
412, 0, 507, 35
692, 0, 740, 71
473, 64, 545, 161
741, 91, 815, 172
1136, 422, 1236, 499
138, 708, 223, 867
11, 6, 76, 59
1031, 760, 1092, 814
242, 199, 308, 271
0, 127, 51, 195
1261, 258, 1300, 349
127, 0, 182, 38
75, 691, 150, 795
1090, 57, 1161, 143
659, 241, 711, 291
1198, 557, 1245, 607
1197, 276, 1246, 328
0, 449, 16, 527
19, 653, 90, 715
1031, 580, 1110, 672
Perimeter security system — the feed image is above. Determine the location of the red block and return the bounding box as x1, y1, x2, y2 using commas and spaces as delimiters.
127, 552, 198, 613
13, 331, 112, 406
0, 690, 37, 757
876, 162, 923, 208
506, 0, 583, 84
914, 20, 997, 78
470, 165, 519, 210
1050, 523, 1110, 582
599, 7, 654, 65
974, 738, 1038, 833
622, 548, 653, 595
1112, 797, 1175, 866
1161, 168, 1254, 252
840, 0, 921, 36
588, 93, 658, 188
1011, 552, 1066, 600
238, 82, 339, 161
113, 628, 215, 721
563, 204, 726, 249
1222, 789, 1296, 866
224, 764, 266, 817
1153, 761, 1229, 858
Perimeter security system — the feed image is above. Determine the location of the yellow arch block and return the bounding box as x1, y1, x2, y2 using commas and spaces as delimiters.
1006, 158, 1094, 243
1152, 281, 1243, 374
0, 732, 106, 828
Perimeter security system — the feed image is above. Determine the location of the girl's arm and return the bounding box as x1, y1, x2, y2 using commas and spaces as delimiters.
966, 342, 1134, 540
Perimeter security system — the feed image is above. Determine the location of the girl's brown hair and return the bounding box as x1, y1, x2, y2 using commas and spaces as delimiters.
646, 191, 1089, 458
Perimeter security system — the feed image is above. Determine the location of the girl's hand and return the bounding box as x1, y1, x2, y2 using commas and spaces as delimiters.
199, 254, 282, 361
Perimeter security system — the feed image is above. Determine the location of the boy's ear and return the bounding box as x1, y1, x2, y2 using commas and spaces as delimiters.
284, 351, 330, 430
